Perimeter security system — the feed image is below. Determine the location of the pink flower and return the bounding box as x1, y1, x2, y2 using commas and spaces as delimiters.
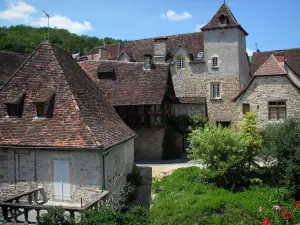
259, 207, 263, 213
273, 205, 281, 211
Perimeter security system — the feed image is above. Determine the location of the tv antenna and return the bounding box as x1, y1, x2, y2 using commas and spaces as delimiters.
43, 11, 50, 40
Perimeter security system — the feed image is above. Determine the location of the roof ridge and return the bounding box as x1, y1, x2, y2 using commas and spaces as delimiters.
254, 47, 300, 54
0, 40, 46, 92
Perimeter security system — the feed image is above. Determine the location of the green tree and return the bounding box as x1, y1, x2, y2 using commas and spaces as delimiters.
240, 112, 262, 172
187, 123, 246, 186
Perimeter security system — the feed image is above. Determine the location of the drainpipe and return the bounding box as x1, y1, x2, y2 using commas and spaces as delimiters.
101, 151, 110, 190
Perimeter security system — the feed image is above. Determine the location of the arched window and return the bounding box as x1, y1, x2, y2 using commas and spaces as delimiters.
177, 57, 185, 69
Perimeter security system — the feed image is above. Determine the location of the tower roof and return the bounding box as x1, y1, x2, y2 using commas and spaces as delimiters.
201, 2, 248, 36
254, 54, 286, 76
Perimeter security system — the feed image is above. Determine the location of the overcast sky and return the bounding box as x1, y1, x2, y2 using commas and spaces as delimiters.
0, 0, 299, 56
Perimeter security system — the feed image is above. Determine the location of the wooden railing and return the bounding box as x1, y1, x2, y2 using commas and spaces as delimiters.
0, 188, 109, 224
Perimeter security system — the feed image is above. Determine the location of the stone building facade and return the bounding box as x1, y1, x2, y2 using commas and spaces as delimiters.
0, 139, 134, 203
0, 41, 136, 202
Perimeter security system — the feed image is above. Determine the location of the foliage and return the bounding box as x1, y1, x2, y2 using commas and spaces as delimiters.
162, 115, 206, 159
0, 25, 125, 54
126, 165, 143, 202
38, 207, 75, 225
187, 123, 246, 186
39, 206, 149, 225
79, 206, 149, 225
258, 201, 300, 225
262, 117, 300, 199
240, 112, 263, 172
150, 167, 295, 225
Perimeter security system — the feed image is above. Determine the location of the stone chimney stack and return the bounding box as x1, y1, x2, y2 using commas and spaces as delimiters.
99, 42, 108, 60
153, 36, 168, 64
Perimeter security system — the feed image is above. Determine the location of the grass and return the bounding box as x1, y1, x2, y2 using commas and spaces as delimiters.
150, 167, 292, 225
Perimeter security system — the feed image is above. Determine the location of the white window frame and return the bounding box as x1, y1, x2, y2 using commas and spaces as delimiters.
211, 82, 221, 99
212, 57, 219, 68
177, 57, 185, 69
197, 52, 203, 58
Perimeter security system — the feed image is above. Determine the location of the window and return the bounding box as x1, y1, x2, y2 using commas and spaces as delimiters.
197, 52, 203, 58
219, 14, 227, 25
36, 104, 48, 118
211, 82, 221, 99
177, 57, 185, 69
243, 104, 250, 114
220, 32, 225, 39
7, 104, 20, 117
268, 101, 286, 120
212, 57, 219, 68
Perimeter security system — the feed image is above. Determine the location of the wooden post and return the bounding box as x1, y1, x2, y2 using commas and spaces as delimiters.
28, 193, 33, 204
2, 206, 9, 221
33, 191, 38, 203
24, 208, 29, 223
69, 210, 75, 220
39, 188, 47, 203
36, 209, 41, 222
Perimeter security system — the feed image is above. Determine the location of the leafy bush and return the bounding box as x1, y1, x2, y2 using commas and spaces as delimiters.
80, 206, 149, 225
38, 207, 75, 225
150, 167, 294, 225
262, 117, 300, 198
188, 123, 246, 186
240, 112, 263, 172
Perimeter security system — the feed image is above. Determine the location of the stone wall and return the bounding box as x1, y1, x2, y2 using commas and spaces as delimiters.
0, 140, 134, 203
133, 128, 165, 160
236, 76, 300, 123
172, 73, 241, 123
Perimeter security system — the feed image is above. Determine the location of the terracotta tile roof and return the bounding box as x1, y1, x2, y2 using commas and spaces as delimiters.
251, 48, 300, 76
0, 52, 29, 86
0, 41, 135, 149
79, 61, 169, 106
254, 55, 286, 76
201, 3, 248, 35
122, 32, 204, 62
84, 42, 123, 60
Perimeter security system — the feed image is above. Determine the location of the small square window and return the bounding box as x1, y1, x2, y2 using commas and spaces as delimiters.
243, 104, 250, 114
36, 104, 48, 118
211, 82, 221, 99
197, 52, 203, 58
212, 57, 219, 68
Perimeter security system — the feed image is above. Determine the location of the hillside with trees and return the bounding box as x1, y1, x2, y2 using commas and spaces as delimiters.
0, 25, 125, 54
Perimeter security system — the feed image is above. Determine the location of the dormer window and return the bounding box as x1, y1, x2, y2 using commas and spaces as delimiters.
5, 92, 25, 118
144, 54, 152, 70
212, 57, 219, 68
33, 91, 55, 118
219, 14, 228, 25
7, 104, 20, 117
36, 103, 48, 118
178, 57, 185, 69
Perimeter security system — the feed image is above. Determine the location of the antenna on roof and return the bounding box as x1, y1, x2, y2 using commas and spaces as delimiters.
43, 11, 50, 41
255, 43, 260, 52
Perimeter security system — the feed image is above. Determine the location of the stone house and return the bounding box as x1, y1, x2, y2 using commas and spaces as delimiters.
79, 60, 175, 160
0, 41, 136, 203
234, 49, 300, 123
79, 2, 251, 158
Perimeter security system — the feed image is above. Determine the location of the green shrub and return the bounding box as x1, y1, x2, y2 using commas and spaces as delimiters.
262, 117, 300, 198
38, 207, 74, 225
240, 112, 263, 172
79, 206, 149, 225
187, 123, 246, 186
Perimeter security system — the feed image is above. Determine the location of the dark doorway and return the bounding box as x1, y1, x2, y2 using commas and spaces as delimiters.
216, 121, 231, 127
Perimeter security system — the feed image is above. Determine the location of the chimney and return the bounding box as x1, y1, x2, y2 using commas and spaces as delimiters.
144, 54, 152, 70
99, 42, 108, 60
273, 50, 285, 63
153, 36, 168, 64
